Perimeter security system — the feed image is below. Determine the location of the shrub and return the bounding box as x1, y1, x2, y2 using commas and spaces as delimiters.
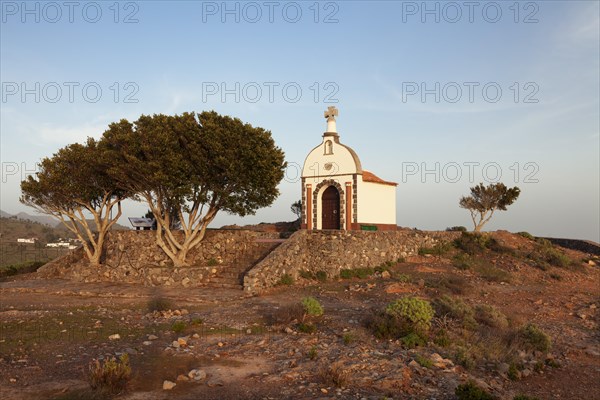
520, 323, 551, 352
339, 267, 374, 279
342, 332, 356, 345
278, 274, 294, 286
427, 275, 469, 294
87, 354, 132, 395
454, 347, 476, 370
366, 311, 404, 340
454, 232, 489, 255
298, 322, 317, 334
474, 304, 508, 329
415, 354, 433, 368
446, 226, 467, 232
147, 297, 172, 312
308, 345, 318, 360
395, 273, 412, 283
302, 297, 324, 317
549, 273, 562, 281
315, 271, 328, 282
385, 297, 434, 334
433, 296, 478, 330
517, 232, 534, 240
319, 362, 348, 388
299, 270, 315, 280
475, 263, 511, 283
171, 320, 186, 333
453, 253, 474, 270
207, 258, 218, 266
418, 241, 453, 256
508, 363, 520, 380
401, 332, 426, 348
455, 380, 496, 400
433, 329, 451, 347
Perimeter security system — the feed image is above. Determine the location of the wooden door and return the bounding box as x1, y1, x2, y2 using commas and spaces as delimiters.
321, 186, 340, 230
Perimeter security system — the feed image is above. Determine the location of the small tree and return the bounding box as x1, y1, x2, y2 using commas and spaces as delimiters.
291, 200, 302, 220
459, 182, 520, 232
20, 139, 126, 265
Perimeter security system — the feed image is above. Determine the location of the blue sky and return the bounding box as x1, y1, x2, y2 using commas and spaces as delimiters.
1, 0, 599, 241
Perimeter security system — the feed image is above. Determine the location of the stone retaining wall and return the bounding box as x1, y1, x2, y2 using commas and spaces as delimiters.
243, 229, 459, 294
37, 229, 280, 288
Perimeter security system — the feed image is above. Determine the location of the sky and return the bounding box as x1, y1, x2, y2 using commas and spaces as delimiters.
1, 0, 599, 241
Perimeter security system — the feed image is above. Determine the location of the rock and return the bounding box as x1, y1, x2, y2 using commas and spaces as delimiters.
143, 341, 153, 346
181, 277, 191, 287
108, 334, 120, 340
148, 334, 158, 340
217, 342, 224, 347
172, 341, 180, 349
498, 363, 510, 373
177, 337, 188, 346
163, 380, 176, 390
385, 283, 408, 294
188, 369, 207, 381
381, 270, 391, 279
206, 378, 224, 387
522, 368, 532, 377
285, 327, 294, 334
177, 374, 189, 382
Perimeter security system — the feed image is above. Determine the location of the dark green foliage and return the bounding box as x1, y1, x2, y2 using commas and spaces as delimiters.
459, 182, 520, 232
508, 363, 520, 380
315, 271, 328, 282
0, 261, 45, 278
342, 332, 356, 345
147, 297, 173, 312
474, 305, 508, 329
291, 200, 302, 219
426, 275, 469, 295
297, 322, 317, 334
308, 345, 318, 360
446, 226, 467, 232
102, 111, 286, 267
207, 258, 218, 267
454, 347, 476, 370
455, 380, 496, 400
278, 274, 294, 286
415, 354, 433, 368
433, 329, 451, 347
517, 232, 534, 240
171, 321, 186, 333
453, 253, 474, 270
454, 232, 490, 255
401, 332, 426, 348
339, 267, 374, 279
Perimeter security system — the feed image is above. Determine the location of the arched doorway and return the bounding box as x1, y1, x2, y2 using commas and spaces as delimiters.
321, 186, 340, 229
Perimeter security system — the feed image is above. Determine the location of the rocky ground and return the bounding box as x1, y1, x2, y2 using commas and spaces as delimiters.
0, 231, 598, 400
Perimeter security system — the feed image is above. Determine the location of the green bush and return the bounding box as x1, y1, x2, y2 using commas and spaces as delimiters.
147, 297, 173, 312
385, 297, 434, 334
433, 295, 478, 330
308, 345, 318, 360
455, 380, 496, 400
339, 267, 374, 279
315, 271, 328, 282
454, 232, 490, 255
508, 362, 520, 380
342, 332, 356, 345
302, 296, 324, 317
207, 258, 218, 266
433, 329, 451, 347
520, 323, 551, 352
418, 241, 454, 256
415, 354, 433, 368
171, 320, 186, 333
87, 354, 132, 395
453, 253, 474, 270
395, 273, 412, 283
401, 332, 426, 348
299, 270, 315, 280
278, 274, 294, 286
366, 311, 404, 339
475, 263, 512, 283
298, 322, 317, 334
517, 232, 534, 240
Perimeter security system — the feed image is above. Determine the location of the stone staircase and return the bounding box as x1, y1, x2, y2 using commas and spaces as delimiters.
204, 239, 285, 289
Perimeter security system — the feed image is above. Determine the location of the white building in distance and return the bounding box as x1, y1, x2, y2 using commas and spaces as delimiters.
301, 107, 397, 231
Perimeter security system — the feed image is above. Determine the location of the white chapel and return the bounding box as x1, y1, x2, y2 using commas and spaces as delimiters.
301, 107, 398, 231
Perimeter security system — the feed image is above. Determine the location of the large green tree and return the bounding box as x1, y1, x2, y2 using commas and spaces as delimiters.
20, 138, 126, 265
459, 182, 521, 232
103, 111, 286, 267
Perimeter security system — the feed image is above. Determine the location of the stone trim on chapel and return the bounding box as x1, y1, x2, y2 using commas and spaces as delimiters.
300, 107, 398, 231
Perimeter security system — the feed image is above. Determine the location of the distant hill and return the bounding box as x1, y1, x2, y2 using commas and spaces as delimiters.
0, 210, 130, 233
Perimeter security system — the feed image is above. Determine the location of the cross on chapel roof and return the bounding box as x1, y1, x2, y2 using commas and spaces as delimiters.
324, 106, 338, 122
